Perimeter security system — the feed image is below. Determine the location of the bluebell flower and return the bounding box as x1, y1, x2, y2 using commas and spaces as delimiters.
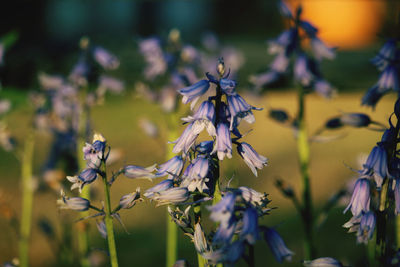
343, 214, 362, 234
83, 140, 106, 168
138, 37, 167, 80
93, 46, 120, 70
267, 29, 297, 55
212, 123, 232, 160
178, 80, 210, 109
227, 94, 261, 130
123, 164, 157, 179
299, 20, 318, 37
119, 188, 141, 209
214, 221, 236, 244
357, 211, 376, 244
209, 192, 236, 227
310, 37, 336, 60
201, 241, 244, 265
361, 85, 389, 108
220, 78, 237, 95
240, 207, 259, 244
196, 141, 214, 154
172, 123, 200, 154
377, 65, 399, 91
239, 186, 267, 207
362, 145, 388, 188
264, 227, 294, 263
156, 156, 184, 179
270, 52, 290, 73
69, 56, 89, 86
314, 79, 336, 98
96, 220, 107, 239
340, 113, 371, 128
78, 168, 98, 186
57, 190, 90, 211
344, 178, 370, 216
152, 187, 190, 205
182, 156, 210, 192
98, 75, 125, 94
182, 100, 216, 124
294, 54, 313, 87
237, 142, 268, 177
168, 206, 191, 228
278, 0, 293, 19
371, 39, 397, 71
249, 71, 281, 91
143, 179, 174, 198
194, 223, 209, 253
303, 257, 343, 267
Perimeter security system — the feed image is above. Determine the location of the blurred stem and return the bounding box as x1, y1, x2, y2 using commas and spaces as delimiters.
248, 245, 255, 267
296, 86, 315, 259
101, 162, 119, 267
77, 99, 90, 267
19, 130, 35, 267
166, 113, 179, 267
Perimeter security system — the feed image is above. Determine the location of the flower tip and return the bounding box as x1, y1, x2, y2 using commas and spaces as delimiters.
93, 133, 106, 143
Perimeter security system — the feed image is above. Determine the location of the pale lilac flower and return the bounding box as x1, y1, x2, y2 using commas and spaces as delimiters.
182, 100, 216, 125
194, 223, 208, 253
377, 65, 399, 91
93, 46, 120, 70
237, 142, 268, 177
227, 94, 261, 130
344, 178, 370, 216
212, 123, 232, 160
96, 220, 107, 239
78, 168, 98, 185
182, 156, 210, 192
172, 123, 199, 154
98, 75, 125, 94
239, 186, 266, 206
303, 257, 343, 267
294, 54, 313, 87
152, 187, 190, 205
123, 164, 157, 179
160, 87, 177, 112
119, 188, 141, 209
268, 29, 296, 55
38, 73, 65, 90
249, 71, 280, 90
69, 57, 89, 86
357, 211, 376, 244
240, 207, 259, 244
362, 146, 388, 188
138, 118, 158, 138
270, 52, 290, 73
144, 179, 174, 198
264, 227, 294, 263
83, 141, 105, 168
178, 80, 210, 109
314, 79, 336, 98
156, 156, 184, 179
57, 190, 90, 211
214, 221, 236, 244
139, 38, 167, 80
310, 37, 335, 60
209, 192, 235, 227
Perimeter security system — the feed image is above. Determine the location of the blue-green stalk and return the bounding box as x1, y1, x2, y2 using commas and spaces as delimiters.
19, 131, 35, 267
296, 86, 315, 259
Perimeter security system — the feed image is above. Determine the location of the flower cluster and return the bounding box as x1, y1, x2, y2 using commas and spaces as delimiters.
250, 1, 336, 98
362, 39, 399, 108
343, 105, 398, 245
140, 60, 291, 265
59, 133, 145, 238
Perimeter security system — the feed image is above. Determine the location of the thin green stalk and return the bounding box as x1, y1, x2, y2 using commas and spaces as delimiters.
296, 87, 315, 259
77, 106, 90, 267
101, 164, 119, 267
248, 245, 255, 267
19, 131, 35, 267
166, 112, 180, 267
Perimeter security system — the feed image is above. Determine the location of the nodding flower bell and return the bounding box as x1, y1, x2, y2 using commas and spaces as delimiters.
152, 187, 190, 205
237, 142, 268, 177
178, 79, 210, 109
361, 145, 388, 188
240, 207, 260, 245
212, 123, 232, 161
344, 178, 370, 217
264, 227, 294, 263
156, 156, 184, 179
123, 164, 157, 179
303, 257, 343, 267
57, 190, 90, 211
357, 211, 376, 244
93, 46, 120, 70
118, 188, 141, 210
227, 94, 261, 130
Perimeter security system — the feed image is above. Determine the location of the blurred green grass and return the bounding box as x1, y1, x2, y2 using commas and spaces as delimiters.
0, 86, 395, 266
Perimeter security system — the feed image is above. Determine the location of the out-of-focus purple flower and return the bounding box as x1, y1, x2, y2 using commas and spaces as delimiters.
294, 54, 313, 86
371, 39, 397, 71
340, 113, 371, 128
344, 178, 370, 216
310, 37, 335, 60
240, 207, 259, 244
139, 37, 167, 80
314, 79, 336, 98
156, 156, 184, 179
144, 179, 174, 198
123, 164, 156, 179
361, 85, 389, 108
249, 71, 281, 91
38, 73, 65, 90
237, 142, 268, 177
299, 20, 318, 37
160, 87, 177, 113
98, 75, 125, 94
264, 227, 294, 263
376, 65, 399, 91
93, 46, 119, 70
181, 45, 199, 63
357, 211, 376, 244
96, 220, 107, 239
270, 52, 290, 73
212, 123, 232, 160
69, 57, 89, 86
209, 192, 235, 227
138, 118, 158, 138
268, 29, 296, 55
278, 0, 293, 18
303, 257, 343, 267
178, 80, 210, 109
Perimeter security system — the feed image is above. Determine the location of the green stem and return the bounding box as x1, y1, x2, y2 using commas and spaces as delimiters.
296, 87, 315, 259
101, 164, 119, 267
166, 113, 180, 267
19, 131, 35, 267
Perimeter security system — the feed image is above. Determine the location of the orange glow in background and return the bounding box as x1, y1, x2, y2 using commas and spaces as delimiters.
288, 0, 387, 49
